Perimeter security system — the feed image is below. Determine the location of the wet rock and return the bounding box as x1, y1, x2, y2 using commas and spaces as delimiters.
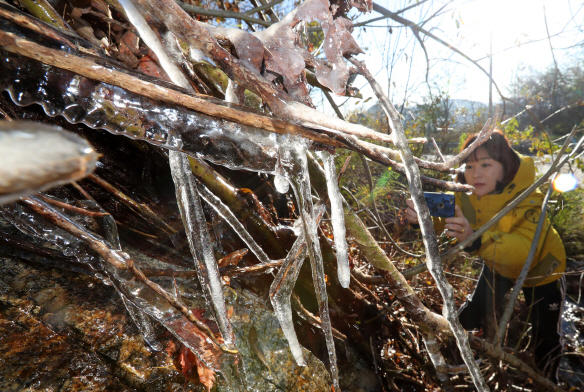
228, 286, 332, 392
0, 256, 191, 392
0, 256, 335, 391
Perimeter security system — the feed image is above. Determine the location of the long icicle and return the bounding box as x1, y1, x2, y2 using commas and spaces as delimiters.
269, 233, 308, 366
169, 151, 236, 347
349, 57, 488, 391
281, 138, 340, 390
197, 178, 271, 265
118, 0, 238, 352
269, 203, 326, 366
317, 151, 350, 288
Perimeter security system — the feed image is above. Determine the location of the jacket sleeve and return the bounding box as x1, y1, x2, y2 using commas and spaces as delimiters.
476, 202, 545, 276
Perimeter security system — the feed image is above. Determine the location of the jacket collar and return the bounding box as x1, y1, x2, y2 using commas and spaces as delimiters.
499, 153, 534, 198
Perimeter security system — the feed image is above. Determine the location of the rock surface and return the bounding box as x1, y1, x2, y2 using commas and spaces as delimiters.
0, 255, 333, 391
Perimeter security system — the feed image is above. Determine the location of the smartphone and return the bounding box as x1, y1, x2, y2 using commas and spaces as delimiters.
423, 192, 455, 218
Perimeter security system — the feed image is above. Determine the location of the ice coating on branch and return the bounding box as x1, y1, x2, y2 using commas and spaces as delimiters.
169, 151, 236, 347
205, 25, 264, 73
280, 137, 340, 390
254, 0, 363, 98
1, 197, 246, 387
197, 178, 271, 265
317, 151, 350, 288
118, 0, 193, 90
0, 53, 280, 174
274, 149, 290, 194
120, 294, 163, 351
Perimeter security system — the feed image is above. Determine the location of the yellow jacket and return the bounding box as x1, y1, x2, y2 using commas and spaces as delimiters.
435, 154, 565, 286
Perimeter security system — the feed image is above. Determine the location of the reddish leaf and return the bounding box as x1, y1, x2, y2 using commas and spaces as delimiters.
194, 352, 216, 392
136, 50, 172, 81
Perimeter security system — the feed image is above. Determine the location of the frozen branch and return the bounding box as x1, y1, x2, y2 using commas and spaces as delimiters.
18, 196, 235, 354
349, 56, 488, 391
496, 126, 578, 344
176, 0, 272, 27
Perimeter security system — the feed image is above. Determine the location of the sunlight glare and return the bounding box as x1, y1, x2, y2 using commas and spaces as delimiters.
552, 173, 578, 192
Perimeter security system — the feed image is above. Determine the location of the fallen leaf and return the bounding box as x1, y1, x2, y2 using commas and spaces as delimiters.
217, 249, 249, 268
194, 352, 216, 392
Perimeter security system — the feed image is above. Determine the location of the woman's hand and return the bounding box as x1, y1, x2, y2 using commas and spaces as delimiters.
405, 199, 418, 225
445, 205, 473, 242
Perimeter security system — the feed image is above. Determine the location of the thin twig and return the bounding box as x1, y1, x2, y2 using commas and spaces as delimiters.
37, 194, 110, 217
176, 0, 272, 26
125, 257, 238, 354
243, 0, 284, 15
370, 2, 547, 130
358, 154, 424, 258
348, 56, 488, 391
19, 195, 237, 355
431, 137, 445, 162
70, 181, 98, 203
496, 131, 576, 343
20, 196, 127, 270
290, 293, 347, 341
88, 173, 178, 240
354, 0, 430, 27
337, 155, 352, 183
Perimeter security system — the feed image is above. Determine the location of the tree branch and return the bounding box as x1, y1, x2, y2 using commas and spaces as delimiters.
348, 56, 488, 391
176, 0, 272, 27
370, 2, 546, 130
244, 0, 284, 16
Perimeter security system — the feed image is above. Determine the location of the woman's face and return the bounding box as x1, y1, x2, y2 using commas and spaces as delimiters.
463, 148, 505, 197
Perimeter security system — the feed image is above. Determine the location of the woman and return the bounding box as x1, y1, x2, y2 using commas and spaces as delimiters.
405, 130, 566, 381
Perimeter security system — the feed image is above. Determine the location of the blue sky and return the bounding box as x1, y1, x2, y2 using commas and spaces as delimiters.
316, 0, 584, 116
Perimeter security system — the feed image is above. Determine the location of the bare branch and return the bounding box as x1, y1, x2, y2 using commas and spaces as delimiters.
176, 0, 273, 27
244, 0, 284, 16
370, 2, 546, 130
354, 0, 431, 27
348, 56, 488, 391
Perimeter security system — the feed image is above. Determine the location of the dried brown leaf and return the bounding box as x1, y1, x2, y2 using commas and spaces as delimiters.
217, 249, 249, 268
194, 352, 216, 392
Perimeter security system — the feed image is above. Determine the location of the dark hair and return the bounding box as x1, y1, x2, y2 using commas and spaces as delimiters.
456, 130, 521, 186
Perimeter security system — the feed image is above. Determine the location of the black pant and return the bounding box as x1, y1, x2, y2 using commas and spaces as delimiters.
458, 264, 565, 381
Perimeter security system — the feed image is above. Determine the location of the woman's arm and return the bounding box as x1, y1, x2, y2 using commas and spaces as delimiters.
476, 204, 545, 271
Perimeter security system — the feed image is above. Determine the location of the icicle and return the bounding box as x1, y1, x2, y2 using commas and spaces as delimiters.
2, 196, 247, 390
274, 148, 290, 194
169, 151, 236, 347
118, 0, 193, 91
120, 294, 163, 351
280, 137, 340, 390
270, 234, 307, 366
197, 178, 271, 265
316, 151, 350, 288
269, 203, 326, 367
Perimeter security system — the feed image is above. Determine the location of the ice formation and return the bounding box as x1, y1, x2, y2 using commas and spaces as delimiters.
317, 150, 350, 288
279, 138, 340, 390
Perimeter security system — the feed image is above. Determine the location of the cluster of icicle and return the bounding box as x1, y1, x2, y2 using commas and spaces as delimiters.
119, 1, 353, 389
0, 1, 356, 389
